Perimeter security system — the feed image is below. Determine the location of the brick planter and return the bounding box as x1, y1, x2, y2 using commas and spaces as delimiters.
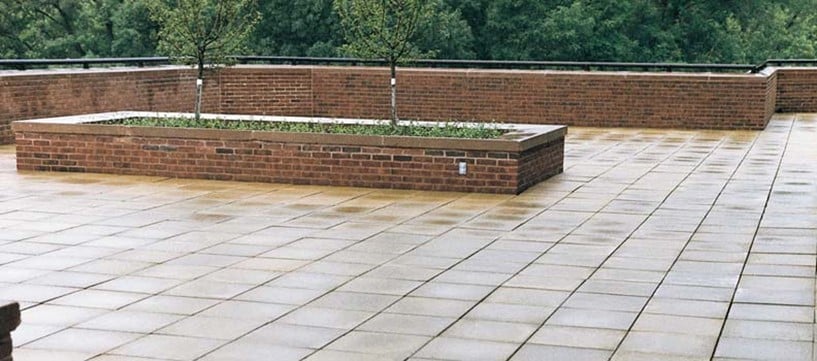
13, 112, 566, 194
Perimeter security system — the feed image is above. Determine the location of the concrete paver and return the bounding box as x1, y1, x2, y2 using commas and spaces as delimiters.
1, 114, 816, 360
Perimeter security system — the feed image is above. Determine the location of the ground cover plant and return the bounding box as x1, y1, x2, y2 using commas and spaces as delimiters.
96, 117, 505, 139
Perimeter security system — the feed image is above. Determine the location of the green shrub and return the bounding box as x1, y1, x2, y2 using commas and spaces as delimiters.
97, 117, 505, 139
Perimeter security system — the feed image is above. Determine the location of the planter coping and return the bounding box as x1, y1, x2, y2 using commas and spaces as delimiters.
13, 112, 566, 153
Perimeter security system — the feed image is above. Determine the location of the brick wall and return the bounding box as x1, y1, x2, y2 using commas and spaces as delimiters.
216, 67, 313, 115
0, 67, 197, 144
0, 65, 802, 145
14, 129, 564, 194
518, 140, 565, 192
774, 68, 817, 112
312, 68, 773, 130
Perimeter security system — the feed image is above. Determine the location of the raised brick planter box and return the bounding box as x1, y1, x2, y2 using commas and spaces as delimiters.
13, 112, 566, 194
0, 302, 20, 361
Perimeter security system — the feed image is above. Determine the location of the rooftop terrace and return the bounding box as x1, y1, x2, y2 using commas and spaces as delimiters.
1, 113, 815, 360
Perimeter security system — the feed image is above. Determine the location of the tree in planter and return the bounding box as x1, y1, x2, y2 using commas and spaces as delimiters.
147, 0, 258, 120
335, 0, 431, 126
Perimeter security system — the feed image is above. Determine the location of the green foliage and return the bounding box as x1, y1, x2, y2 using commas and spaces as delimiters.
0, 0, 158, 59
445, 0, 490, 59
478, 0, 817, 63
0, 2, 32, 58
11, 0, 87, 58
249, 0, 342, 57
724, 2, 817, 63
2, 0, 817, 64
412, 0, 475, 59
483, 0, 680, 61
334, 0, 431, 64
246, 0, 473, 59
101, 117, 505, 139
110, 1, 158, 57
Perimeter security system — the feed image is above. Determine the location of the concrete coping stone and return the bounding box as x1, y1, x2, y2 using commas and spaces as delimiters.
12, 112, 567, 153
0, 64, 771, 79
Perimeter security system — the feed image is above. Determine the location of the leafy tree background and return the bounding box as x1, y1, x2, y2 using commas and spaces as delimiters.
252, 0, 343, 57
2, 0, 817, 64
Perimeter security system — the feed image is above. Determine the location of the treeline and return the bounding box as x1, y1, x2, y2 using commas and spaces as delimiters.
2, 0, 816, 64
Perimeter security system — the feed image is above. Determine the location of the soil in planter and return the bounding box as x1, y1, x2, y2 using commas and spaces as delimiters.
95, 117, 506, 139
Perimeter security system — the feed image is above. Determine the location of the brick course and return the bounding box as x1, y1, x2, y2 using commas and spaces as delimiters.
1, 65, 809, 145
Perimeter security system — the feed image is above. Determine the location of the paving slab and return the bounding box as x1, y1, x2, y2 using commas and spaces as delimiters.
2, 114, 816, 360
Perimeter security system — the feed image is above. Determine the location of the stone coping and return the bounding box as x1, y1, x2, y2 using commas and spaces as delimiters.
12, 112, 566, 153
0, 64, 769, 79
0, 65, 189, 77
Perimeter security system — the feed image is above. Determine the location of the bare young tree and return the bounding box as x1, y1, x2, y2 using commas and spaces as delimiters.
147, 0, 258, 120
335, 0, 430, 126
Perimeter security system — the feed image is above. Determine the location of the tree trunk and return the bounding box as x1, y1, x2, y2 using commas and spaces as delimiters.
194, 78, 203, 121
195, 56, 205, 121
390, 62, 397, 126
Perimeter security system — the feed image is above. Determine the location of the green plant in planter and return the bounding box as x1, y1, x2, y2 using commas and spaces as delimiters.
334, 0, 431, 126
146, 0, 259, 121
102, 117, 505, 139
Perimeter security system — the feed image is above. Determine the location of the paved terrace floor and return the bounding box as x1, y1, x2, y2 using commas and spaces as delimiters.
0, 114, 815, 361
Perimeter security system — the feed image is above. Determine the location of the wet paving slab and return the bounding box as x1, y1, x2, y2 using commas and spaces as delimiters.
0, 114, 815, 360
